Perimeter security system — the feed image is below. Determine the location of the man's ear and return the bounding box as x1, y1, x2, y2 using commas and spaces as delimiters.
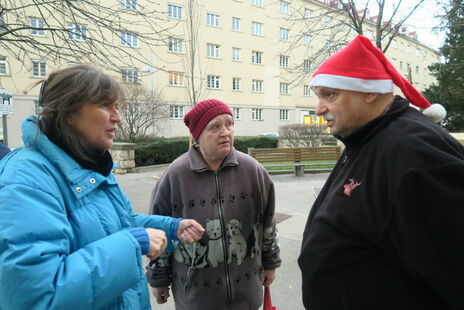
365, 92, 379, 104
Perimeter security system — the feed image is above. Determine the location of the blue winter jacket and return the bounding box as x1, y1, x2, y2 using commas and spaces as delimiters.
0, 116, 177, 310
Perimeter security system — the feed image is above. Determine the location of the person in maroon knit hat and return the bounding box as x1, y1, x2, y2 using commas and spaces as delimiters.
146, 99, 281, 310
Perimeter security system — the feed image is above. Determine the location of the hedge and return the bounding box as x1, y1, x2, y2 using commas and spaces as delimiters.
134, 136, 278, 167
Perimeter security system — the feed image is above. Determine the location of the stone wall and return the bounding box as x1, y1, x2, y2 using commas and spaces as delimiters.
110, 142, 135, 174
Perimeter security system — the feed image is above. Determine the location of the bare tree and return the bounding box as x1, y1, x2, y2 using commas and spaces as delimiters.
117, 84, 169, 142
183, 0, 209, 145
278, 123, 328, 147
183, 0, 208, 108
275, 0, 425, 86
0, 0, 175, 72
340, 0, 426, 52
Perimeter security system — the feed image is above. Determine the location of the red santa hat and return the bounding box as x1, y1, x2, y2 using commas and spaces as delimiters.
309, 35, 446, 122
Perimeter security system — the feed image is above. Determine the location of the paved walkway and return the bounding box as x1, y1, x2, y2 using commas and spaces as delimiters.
115, 167, 330, 310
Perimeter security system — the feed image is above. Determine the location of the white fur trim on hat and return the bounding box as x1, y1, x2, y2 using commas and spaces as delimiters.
309, 74, 393, 93
423, 103, 447, 123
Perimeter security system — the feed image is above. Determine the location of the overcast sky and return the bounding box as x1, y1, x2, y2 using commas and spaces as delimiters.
361, 0, 449, 50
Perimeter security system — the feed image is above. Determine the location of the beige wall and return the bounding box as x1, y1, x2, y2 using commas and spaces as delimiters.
0, 0, 441, 147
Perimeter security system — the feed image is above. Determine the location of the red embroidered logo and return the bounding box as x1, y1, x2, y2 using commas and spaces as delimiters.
343, 178, 362, 196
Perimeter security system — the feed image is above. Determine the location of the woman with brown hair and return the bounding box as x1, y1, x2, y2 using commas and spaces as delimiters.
0, 64, 204, 310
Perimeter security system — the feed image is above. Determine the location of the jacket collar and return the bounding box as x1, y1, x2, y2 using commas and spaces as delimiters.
188, 144, 238, 172
21, 116, 116, 198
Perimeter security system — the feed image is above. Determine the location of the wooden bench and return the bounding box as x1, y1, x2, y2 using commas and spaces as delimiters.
248, 146, 342, 176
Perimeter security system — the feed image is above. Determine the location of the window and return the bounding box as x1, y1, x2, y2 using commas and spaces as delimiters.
416, 48, 420, 57
232, 17, 240, 31
399, 61, 403, 69
304, 35, 312, 46
168, 3, 182, 19
392, 40, 397, 48
252, 22, 262, 36
252, 0, 263, 7
400, 42, 404, 50
391, 58, 396, 67
305, 9, 311, 19
32, 59, 46, 77
339, 22, 345, 31
251, 51, 262, 64
424, 67, 427, 75
0, 57, 7, 76
415, 65, 419, 74
280, 28, 289, 41
169, 71, 184, 86
207, 44, 220, 58
252, 80, 263, 92
34, 100, 41, 115
252, 108, 263, 120
168, 37, 183, 53
280, 82, 289, 95
280, 1, 289, 14
30, 18, 45, 36
325, 40, 331, 50
280, 56, 289, 68
325, 17, 332, 26
407, 45, 411, 53
67, 24, 87, 41
121, 32, 138, 47
0, 13, 5, 32
232, 77, 241, 91
304, 85, 311, 96
365, 30, 372, 39
303, 59, 311, 72
280, 109, 289, 120
207, 13, 219, 27
207, 75, 220, 89
120, 0, 136, 10
122, 67, 138, 83
233, 107, 240, 120
232, 47, 241, 61
170, 105, 184, 119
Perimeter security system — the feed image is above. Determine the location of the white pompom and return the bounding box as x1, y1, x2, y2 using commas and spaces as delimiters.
423, 103, 447, 123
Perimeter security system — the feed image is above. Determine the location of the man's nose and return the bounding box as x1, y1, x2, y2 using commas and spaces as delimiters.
315, 100, 328, 116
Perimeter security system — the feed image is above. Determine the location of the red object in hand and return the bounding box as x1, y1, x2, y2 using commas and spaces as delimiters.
264, 286, 277, 310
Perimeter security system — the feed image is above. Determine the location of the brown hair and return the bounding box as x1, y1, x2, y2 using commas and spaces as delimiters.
37, 64, 123, 162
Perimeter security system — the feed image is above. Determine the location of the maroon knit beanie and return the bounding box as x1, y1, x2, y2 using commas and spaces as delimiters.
184, 99, 233, 141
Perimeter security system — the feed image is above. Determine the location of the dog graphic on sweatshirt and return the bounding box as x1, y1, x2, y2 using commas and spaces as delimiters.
250, 214, 262, 258
174, 242, 208, 269
206, 219, 224, 268
227, 219, 247, 266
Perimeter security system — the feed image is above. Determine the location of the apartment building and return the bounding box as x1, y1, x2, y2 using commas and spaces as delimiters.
0, 0, 440, 148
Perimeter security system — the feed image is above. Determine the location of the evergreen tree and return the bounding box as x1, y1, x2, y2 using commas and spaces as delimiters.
424, 0, 464, 131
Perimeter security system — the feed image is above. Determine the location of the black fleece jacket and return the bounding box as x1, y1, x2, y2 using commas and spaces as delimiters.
299, 96, 464, 310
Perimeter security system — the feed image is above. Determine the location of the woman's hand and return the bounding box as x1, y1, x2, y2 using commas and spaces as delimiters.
177, 219, 205, 243
146, 228, 167, 260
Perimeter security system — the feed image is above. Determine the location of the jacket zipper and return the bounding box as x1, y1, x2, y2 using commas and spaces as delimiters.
214, 171, 232, 310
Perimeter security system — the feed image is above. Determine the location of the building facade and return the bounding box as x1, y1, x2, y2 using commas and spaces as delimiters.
0, 0, 440, 148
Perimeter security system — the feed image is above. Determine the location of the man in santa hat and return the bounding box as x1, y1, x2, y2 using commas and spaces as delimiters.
298, 35, 464, 309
